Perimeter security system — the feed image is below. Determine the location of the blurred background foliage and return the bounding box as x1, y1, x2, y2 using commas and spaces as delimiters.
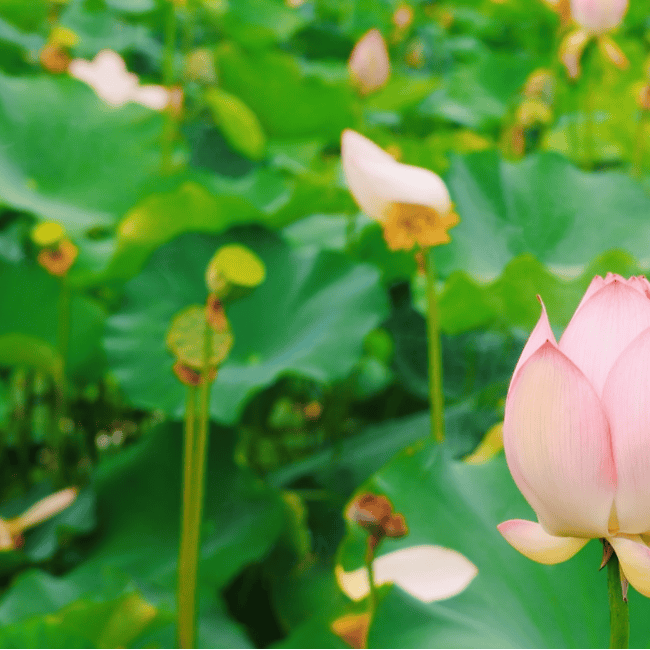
0, 0, 650, 647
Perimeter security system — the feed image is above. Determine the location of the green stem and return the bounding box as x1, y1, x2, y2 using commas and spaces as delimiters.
161, 1, 177, 174
583, 42, 599, 170
177, 317, 214, 648
365, 537, 378, 616
632, 110, 647, 178
55, 278, 70, 483
423, 248, 445, 443
177, 385, 197, 649
607, 554, 629, 649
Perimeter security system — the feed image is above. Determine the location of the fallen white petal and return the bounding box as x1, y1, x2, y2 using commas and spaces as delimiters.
336, 544, 478, 603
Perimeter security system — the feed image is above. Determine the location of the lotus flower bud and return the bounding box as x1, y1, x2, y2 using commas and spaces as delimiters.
569, 0, 628, 34
498, 274, 650, 598
348, 29, 390, 95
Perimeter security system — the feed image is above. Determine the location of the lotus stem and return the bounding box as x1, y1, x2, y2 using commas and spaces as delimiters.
607, 553, 629, 649
177, 317, 213, 648
423, 247, 445, 443
177, 384, 197, 648
55, 278, 70, 483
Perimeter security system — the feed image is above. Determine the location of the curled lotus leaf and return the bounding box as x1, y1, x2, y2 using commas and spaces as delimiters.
205, 244, 266, 296
165, 305, 233, 370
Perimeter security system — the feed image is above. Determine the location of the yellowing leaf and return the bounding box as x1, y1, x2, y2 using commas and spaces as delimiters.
464, 421, 504, 465
166, 305, 233, 370
205, 87, 266, 160
206, 244, 266, 294
32, 221, 65, 247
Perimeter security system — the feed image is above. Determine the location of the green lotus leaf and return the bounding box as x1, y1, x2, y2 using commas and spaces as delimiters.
105, 229, 388, 423
438, 151, 650, 281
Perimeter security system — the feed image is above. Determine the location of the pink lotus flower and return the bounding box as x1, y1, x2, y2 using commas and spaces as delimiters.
498, 274, 650, 597
570, 0, 628, 35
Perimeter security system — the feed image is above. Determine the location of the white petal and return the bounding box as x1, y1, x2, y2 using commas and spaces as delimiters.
504, 342, 616, 537
132, 85, 171, 110
497, 519, 589, 564
336, 544, 477, 603
559, 278, 650, 396
602, 327, 650, 533
14, 487, 77, 531
341, 130, 452, 222
69, 49, 139, 107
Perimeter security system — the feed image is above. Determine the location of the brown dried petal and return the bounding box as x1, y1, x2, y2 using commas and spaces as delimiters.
173, 361, 217, 386
383, 513, 409, 538
37, 239, 78, 276
346, 493, 393, 530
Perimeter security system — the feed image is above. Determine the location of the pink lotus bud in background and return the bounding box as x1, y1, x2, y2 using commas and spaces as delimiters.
498, 274, 650, 597
348, 29, 390, 95
69, 49, 170, 110
570, 0, 628, 34
340, 129, 459, 251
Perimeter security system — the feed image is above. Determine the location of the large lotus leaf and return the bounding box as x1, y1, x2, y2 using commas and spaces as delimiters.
418, 50, 536, 130
329, 443, 650, 648
67, 420, 283, 592
438, 151, 650, 281
0, 567, 250, 648
0, 572, 158, 649
434, 249, 643, 335
0, 260, 105, 381
215, 44, 356, 141
58, 0, 161, 59
217, 0, 308, 46
105, 229, 388, 423
0, 72, 164, 232
385, 300, 521, 453
104, 181, 265, 282
0, 420, 277, 646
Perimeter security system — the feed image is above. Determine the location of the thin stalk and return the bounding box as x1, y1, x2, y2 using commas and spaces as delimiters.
582, 43, 599, 170
177, 384, 197, 649
177, 318, 214, 649
55, 278, 70, 483
423, 248, 445, 443
607, 554, 629, 648
161, 1, 177, 174
632, 110, 647, 178
365, 537, 378, 616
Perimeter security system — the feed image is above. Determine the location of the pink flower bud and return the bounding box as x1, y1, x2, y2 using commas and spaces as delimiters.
498, 274, 650, 598
348, 29, 390, 95
569, 0, 628, 34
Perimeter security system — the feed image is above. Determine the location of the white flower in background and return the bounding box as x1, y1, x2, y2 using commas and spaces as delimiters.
559, 0, 628, 79
69, 49, 170, 110
348, 29, 390, 95
341, 129, 459, 251
336, 544, 478, 603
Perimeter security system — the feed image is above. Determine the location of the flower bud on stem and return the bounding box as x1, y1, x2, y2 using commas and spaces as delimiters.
177, 299, 215, 649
